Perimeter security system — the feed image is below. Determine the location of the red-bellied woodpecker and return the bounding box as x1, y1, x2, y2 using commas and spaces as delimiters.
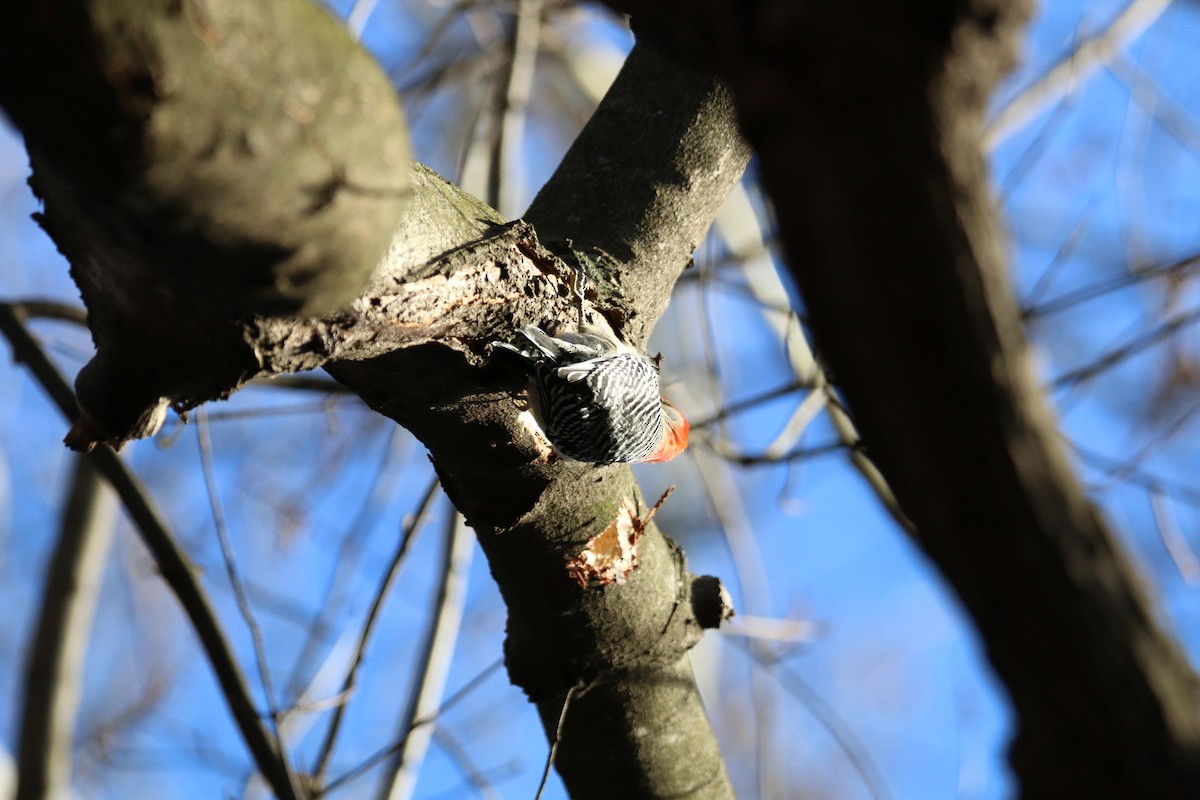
492, 323, 690, 464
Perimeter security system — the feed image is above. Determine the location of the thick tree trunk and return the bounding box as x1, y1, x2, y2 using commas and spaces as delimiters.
606, 1, 1200, 795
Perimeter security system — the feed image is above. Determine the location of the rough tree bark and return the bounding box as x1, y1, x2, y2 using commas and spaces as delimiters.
607, 0, 1200, 796
0, 2, 749, 798
0, 0, 411, 446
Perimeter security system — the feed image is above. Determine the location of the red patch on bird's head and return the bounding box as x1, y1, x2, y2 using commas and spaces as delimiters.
645, 399, 689, 463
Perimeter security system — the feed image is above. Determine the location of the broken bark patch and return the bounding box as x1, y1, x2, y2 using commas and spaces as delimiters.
565, 486, 674, 588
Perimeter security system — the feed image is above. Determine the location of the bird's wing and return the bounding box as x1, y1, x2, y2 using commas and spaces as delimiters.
555, 357, 608, 383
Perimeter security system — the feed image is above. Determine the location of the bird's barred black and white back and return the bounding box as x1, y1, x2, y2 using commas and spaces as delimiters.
534, 351, 664, 463
492, 325, 667, 464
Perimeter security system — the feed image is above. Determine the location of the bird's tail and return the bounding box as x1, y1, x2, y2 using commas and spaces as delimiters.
489, 326, 563, 373
491, 324, 615, 366
515, 326, 567, 360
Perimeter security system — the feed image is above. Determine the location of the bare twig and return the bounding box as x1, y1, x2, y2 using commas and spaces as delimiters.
381, 510, 476, 800
713, 184, 914, 533
701, 436, 853, 466
346, 0, 382, 39
285, 427, 405, 701
985, 0, 1173, 148
1024, 253, 1200, 320
200, 400, 347, 423
75, 666, 173, 771
1092, 401, 1200, 493
312, 477, 442, 779
488, 0, 544, 215
534, 685, 577, 800
695, 234, 729, 444
392, 0, 481, 89
1107, 50, 1200, 158
719, 615, 822, 646
757, 388, 829, 460
17, 456, 116, 800
689, 381, 809, 430
0, 302, 301, 800
689, 447, 779, 799
732, 638, 890, 800
196, 409, 292, 781
1072, 441, 1200, 510
1051, 306, 1200, 389
1018, 197, 1099, 314
431, 728, 503, 800
996, 86, 1076, 201
6, 298, 88, 326
322, 658, 504, 795
1149, 490, 1200, 586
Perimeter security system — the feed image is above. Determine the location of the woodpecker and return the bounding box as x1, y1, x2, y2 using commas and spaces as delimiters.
492, 323, 690, 464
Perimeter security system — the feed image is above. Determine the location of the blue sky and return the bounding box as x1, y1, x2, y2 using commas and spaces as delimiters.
2, 1, 1200, 798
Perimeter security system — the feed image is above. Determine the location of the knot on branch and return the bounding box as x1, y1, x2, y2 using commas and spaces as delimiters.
690, 574, 735, 630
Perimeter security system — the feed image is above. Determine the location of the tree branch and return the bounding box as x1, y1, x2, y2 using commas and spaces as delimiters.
984, 0, 1173, 149
380, 511, 475, 800
312, 478, 441, 780
0, 0, 409, 449
526, 39, 751, 346
329, 39, 751, 800
0, 303, 302, 800
17, 456, 116, 800
602, 0, 1200, 794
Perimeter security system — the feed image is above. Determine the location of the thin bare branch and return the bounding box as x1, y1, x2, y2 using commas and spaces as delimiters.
285, 428, 405, 702
1024, 254, 1200, 320
381, 511, 476, 800
534, 685, 577, 800
759, 389, 829, 461
322, 658, 504, 796
0, 302, 301, 800
1149, 490, 1200, 586
1019, 197, 1100, 314
718, 614, 823, 646
392, 0, 483, 88
196, 409, 292, 784
688, 447, 779, 798
431, 728, 503, 800
200, 400, 347, 423
17, 456, 116, 800
733, 638, 890, 800
1092, 401, 1200, 493
346, 0, 382, 39
6, 298, 88, 326
695, 238, 729, 444
689, 381, 810, 430
1051, 306, 1200, 389
985, 0, 1173, 148
701, 436, 854, 466
996, 85, 1076, 201
312, 477, 442, 779
712, 184, 914, 532
1108, 50, 1200, 158
489, 0, 544, 215
1072, 441, 1200, 510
